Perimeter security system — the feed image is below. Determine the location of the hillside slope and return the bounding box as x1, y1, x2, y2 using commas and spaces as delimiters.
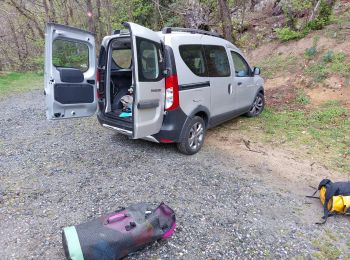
247, 2, 350, 110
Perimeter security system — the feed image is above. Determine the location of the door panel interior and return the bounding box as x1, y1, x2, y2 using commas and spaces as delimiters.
54, 84, 94, 104
44, 23, 97, 120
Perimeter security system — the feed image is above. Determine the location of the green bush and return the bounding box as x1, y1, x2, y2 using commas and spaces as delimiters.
275, 27, 305, 41
277, 0, 334, 42
306, 18, 327, 30
305, 46, 317, 59
322, 50, 334, 63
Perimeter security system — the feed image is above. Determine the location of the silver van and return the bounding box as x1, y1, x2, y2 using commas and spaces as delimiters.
44, 22, 264, 154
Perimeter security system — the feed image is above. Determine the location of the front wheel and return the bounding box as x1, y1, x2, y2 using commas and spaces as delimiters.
245, 92, 265, 117
177, 116, 206, 155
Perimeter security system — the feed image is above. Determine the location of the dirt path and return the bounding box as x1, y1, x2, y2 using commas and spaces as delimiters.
1, 90, 350, 259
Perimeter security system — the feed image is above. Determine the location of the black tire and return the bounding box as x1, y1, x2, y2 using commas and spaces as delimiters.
245, 92, 265, 117
177, 116, 206, 155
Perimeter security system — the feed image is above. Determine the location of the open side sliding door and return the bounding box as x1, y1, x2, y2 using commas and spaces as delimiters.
123, 22, 165, 139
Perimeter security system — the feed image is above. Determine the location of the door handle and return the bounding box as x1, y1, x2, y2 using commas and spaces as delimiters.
87, 79, 95, 84
237, 82, 242, 86
228, 84, 233, 95
137, 99, 159, 109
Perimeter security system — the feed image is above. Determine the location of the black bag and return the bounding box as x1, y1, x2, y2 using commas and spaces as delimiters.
62, 203, 176, 260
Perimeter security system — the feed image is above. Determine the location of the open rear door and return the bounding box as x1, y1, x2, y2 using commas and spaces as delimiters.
124, 22, 165, 139
44, 23, 97, 120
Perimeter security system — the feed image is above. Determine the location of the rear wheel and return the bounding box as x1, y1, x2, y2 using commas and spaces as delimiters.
246, 92, 265, 117
177, 116, 206, 155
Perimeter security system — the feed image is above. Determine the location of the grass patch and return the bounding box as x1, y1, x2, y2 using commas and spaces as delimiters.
239, 101, 350, 173
312, 239, 342, 260
296, 89, 310, 105
257, 54, 299, 78
305, 50, 350, 82
0, 71, 43, 97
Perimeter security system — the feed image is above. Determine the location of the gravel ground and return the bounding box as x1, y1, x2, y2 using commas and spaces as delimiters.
1, 90, 350, 259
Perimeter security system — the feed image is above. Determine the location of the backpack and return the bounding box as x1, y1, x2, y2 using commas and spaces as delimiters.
62, 202, 176, 260
310, 179, 350, 224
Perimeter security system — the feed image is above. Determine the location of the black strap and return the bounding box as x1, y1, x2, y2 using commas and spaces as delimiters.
305, 187, 319, 199
311, 188, 319, 196
305, 195, 319, 199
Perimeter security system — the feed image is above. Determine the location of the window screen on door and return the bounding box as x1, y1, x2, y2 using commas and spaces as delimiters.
179, 45, 207, 77
112, 49, 132, 69
231, 51, 251, 77
136, 37, 163, 82
52, 39, 89, 72
203, 45, 230, 77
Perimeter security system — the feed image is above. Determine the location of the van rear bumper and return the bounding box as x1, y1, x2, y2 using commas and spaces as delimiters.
97, 110, 188, 144
153, 108, 188, 143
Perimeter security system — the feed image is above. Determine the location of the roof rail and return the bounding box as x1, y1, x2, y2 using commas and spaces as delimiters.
162, 27, 223, 39
112, 29, 130, 35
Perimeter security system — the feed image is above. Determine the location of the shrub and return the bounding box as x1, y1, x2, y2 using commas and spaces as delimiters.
322, 50, 334, 63
275, 27, 304, 41
305, 47, 317, 59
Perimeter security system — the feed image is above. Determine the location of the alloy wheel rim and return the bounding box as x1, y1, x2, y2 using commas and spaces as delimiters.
250, 96, 263, 115
188, 122, 204, 150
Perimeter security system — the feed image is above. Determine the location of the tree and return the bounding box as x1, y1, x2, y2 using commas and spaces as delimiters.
218, 0, 234, 42
86, 0, 95, 33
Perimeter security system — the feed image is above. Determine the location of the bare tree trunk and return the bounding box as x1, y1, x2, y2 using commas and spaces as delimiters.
217, 0, 234, 42
96, 0, 104, 44
86, 0, 95, 33
8, 18, 24, 70
106, 0, 112, 34
42, 0, 50, 22
48, 0, 56, 22
241, 4, 247, 32
153, 0, 164, 29
9, 0, 45, 38
63, 1, 69, 25
309, 0, 321, 21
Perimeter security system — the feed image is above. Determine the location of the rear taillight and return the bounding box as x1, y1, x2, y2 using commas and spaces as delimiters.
165, 74, 179, 111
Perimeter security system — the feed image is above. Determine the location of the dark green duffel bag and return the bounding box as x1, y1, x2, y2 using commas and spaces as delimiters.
62, 203, 176, 260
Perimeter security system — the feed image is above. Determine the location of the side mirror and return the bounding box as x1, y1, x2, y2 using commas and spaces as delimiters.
162, 69, 169, 77
253, 67, 261, 76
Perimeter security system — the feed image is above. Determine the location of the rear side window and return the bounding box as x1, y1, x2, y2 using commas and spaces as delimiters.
112, 49, 132, 69
136, 37, 162, 81
203, 45, 230, 77
231, 51, 251, 77
179, 45, 207, 77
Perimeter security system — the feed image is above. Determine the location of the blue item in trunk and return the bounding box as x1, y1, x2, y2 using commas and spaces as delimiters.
119, 112, 132, 118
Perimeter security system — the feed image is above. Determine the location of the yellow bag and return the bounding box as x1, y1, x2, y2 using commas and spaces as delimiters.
310, 179, 350, 224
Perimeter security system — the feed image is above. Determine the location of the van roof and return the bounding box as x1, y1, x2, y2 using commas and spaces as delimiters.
162, 27, 223, 38
157, 31, 238, 51
103, 27, 239, 51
